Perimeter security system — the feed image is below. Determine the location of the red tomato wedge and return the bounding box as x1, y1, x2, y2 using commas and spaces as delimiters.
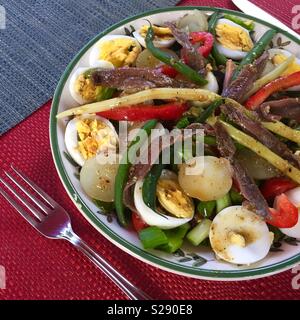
260, 178, 297, 202
267, 193, 299, 228
157, 65, 178, 78
189, 32, 214, 58
132, 212, 148, 232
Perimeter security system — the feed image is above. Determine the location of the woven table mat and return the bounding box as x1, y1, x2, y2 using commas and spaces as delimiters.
0, 100, 300, 300
0, 0, 300, 300
0, 0, 179, 135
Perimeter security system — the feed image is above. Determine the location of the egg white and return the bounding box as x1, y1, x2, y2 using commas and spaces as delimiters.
280, 187, 300, 239
132, 30, 175, 48
215, 19, 252, 60
69, 62, 114, 105
65, 115, 118, 167
134, 179, 193, 230
91, 59, 115, 69
209, 206, 272, 265
160, 169, 178, 181
89, 34, 141, 67
202, 72, 219, 93
267, 48, 300, 91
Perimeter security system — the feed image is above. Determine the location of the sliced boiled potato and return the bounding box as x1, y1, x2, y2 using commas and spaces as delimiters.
178, 156, 233, 201
80, 156, 119, 202
135, 49, 178, 68
235, 148, 279, 180
177, 10, 208, 32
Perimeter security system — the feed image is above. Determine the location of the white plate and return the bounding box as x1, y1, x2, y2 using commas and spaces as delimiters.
50, 6, 300, 280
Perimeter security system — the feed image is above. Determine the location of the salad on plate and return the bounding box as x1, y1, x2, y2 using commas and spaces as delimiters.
56, 10, 300, 266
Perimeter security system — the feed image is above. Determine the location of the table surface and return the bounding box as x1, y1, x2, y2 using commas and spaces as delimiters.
1, 0, 300, 300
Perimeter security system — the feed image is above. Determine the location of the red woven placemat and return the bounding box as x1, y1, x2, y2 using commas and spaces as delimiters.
1, 0, 300, 300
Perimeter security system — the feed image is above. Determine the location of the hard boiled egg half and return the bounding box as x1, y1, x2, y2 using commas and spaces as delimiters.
134, 170, 194, 229
89, 35, 142, 67
209, 206, 273, 265
65, 115, 118, 167
201, 72, 219, 93
69, 62, 114, 105
215, 18, 254, 60
133, 25, 175, 48
267, 48, 300, 91
280, 187, 300, 239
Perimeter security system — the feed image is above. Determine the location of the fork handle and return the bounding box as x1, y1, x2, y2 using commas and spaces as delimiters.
66, 232, 152, 300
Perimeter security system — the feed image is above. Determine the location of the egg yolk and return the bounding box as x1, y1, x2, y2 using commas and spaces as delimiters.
139, 25, 173, 40
272, 54, 300, 76
99, 38, 140, 67
216, 23, 253, 52
156, 179, 194, 218
75, 74, 101, 102
229, 231, 246, 247
76, 119, 116, 160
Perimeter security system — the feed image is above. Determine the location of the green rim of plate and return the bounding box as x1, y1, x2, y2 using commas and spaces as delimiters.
50, 6, 300, 279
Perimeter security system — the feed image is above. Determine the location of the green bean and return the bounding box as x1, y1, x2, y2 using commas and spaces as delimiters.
145, 24, 208, 86
142, 162, 164, 210
232, 29, 277, 80
114, 119, 158, 227
230, 189, 243, 205
176, 98, 223, 130
176, 116, 190, 129
204, 136, 217, 145
223, 14, 254, 31
196, 99, 223, 123
208, 12, 228, 66
208, 12, 219, 33
211, 46, 228, 66
176, 99, 223, 129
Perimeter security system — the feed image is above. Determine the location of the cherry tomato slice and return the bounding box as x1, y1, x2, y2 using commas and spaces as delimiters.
267, 193, 299, 228
157, 65, 178, 78
260, 178, 297, 202
189, 32, 214, 58
131, 212, 148, 232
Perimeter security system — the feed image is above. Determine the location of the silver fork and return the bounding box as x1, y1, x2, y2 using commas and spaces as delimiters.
0, 166, 152, 300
